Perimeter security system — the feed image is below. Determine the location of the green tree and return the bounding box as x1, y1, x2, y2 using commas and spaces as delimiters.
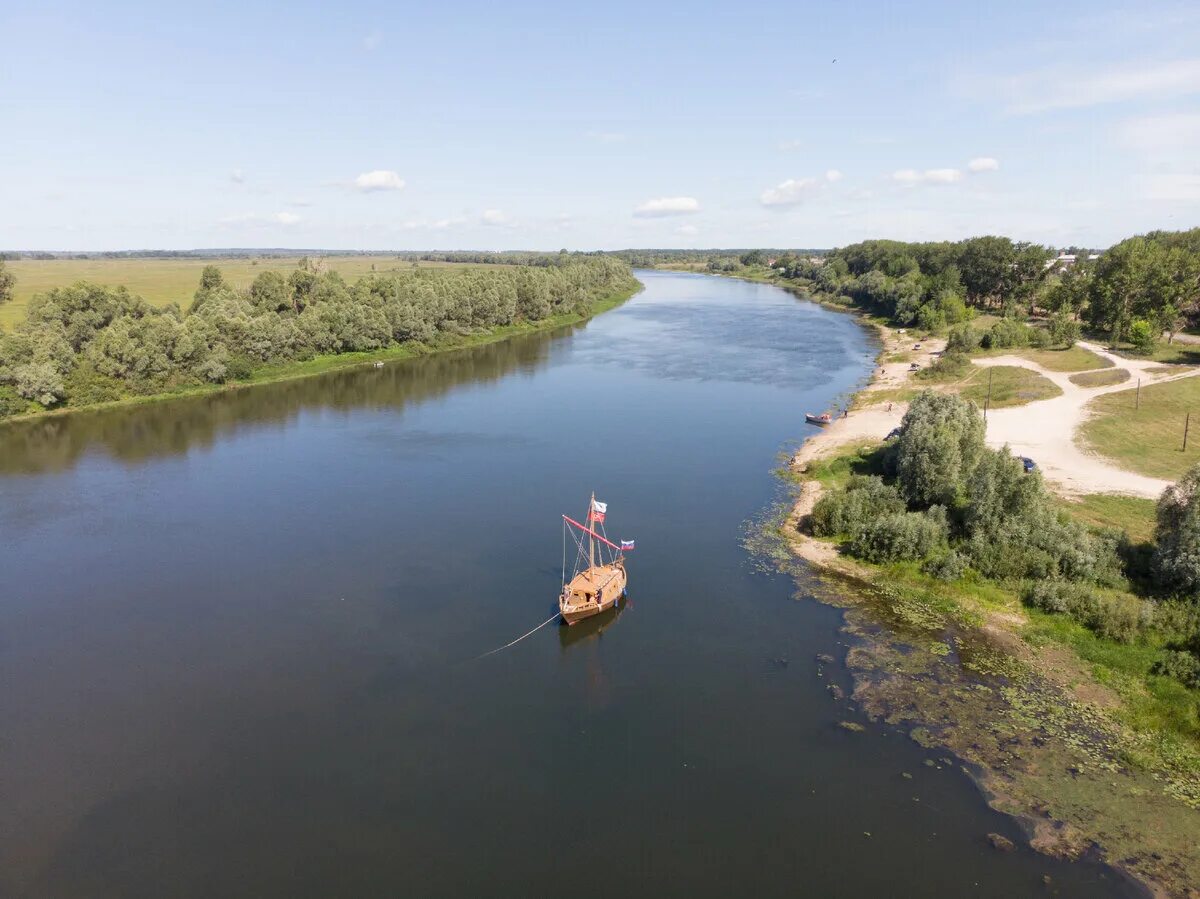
1154, 464, 1200, 598
249, 270, 290, 312
0, 259, 15, 306
957, 236, 1016, 306
192, 265, 226, 311
894, 391, 987, 507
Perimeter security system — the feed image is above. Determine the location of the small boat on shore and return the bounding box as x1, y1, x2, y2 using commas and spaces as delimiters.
560, 494, 634, 625
805, 412, 833, 425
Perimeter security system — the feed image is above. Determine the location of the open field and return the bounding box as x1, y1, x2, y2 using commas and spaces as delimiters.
979, 344, 1112, 372
957, 364, 1062, 409
1055, 492, 1157, 543
1081, 376, 1200, 480
0, 256, 493, 330
1069, 368, 1130, 388
1107, 340, 1200, 366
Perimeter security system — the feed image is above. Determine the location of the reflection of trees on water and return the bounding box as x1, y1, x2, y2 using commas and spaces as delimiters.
0, 325, 573, 476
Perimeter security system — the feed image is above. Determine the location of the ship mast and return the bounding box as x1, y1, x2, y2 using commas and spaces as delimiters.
588, 490, 596, 573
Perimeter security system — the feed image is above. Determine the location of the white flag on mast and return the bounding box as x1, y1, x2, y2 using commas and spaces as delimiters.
591, 499, 607, 523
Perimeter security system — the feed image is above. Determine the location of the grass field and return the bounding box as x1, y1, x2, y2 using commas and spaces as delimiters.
0, 256, 490, 331
1081, 376, 1200, 480
977, 344, 1112, 372
1057, 492, 1157, 543
1070, 368, 1131, 388
958, 365, 1062, 408
1107, 341, 1200, 365
862, 361, 1061, 411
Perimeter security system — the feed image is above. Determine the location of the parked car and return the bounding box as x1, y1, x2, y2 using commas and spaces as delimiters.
885, 427, 901, 440
1020, 456, 1037, 473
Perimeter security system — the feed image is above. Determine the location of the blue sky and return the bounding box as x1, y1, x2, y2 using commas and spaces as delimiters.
2, 0, 1198, 250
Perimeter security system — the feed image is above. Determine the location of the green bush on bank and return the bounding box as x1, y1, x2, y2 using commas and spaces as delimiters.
1024, 581, 1148, 643
851, 507, 949, 563
810, 475, 906, 538
0, 257, 639, 418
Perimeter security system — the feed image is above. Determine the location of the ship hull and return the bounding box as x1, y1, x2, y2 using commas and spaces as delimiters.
560, 563, 627, 625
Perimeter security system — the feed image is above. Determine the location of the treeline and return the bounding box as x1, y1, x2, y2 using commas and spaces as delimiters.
781, 237, 1056, 331
607, 248, 825, 269
0, 256, 637, 417
774, 229, 1200, 348
812, 392, 1200, 690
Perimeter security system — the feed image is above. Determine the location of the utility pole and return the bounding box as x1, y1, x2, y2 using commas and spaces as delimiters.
1136, 378, 1141, 411
984, 368, 994, 423
1185, 412, 1191, 452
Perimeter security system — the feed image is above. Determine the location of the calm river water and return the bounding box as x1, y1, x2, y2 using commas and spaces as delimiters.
0, 271, 1133, 897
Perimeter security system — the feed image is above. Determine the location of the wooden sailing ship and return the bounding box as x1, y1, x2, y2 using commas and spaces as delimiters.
560, 494, 633, 625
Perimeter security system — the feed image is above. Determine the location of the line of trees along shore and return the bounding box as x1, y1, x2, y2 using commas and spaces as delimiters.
0, 256, 637, 418
770, 228, 1200, 348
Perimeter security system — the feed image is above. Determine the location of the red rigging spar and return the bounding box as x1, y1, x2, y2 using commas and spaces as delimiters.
560, 493, 635, 625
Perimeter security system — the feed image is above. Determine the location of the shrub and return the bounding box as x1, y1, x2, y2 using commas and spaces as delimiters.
0, 385, 27, 418
63, 360, 126, 406
1151, 650, 1200, 688
1049, 313, 1081, 347
1023, 581, 1145, 643
13, 361, 65, 406
1028, 327, 1053, 349
916, 352, 971, 381
224, 355, 255, 381
1153, 464, 1200, 598
1090, 593, 1144, 642
945, 323, 981, 353
923, 550, 967, 581
894, 392, 986, 507
1129, 318, 1156, 354
981, 318, 1030, 349
810, 475, 906, 538
850, 508, 949, 563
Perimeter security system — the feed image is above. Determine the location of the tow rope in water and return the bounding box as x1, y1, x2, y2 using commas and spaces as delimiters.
474, 611, 560, 660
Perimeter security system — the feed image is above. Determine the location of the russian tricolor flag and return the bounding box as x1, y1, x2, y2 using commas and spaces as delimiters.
620, 540, 636, 551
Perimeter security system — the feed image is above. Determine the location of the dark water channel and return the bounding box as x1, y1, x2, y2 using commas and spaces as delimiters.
0, 271, 1134, 897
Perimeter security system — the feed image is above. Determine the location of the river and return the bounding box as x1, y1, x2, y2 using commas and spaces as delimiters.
0, 271, 1134, 897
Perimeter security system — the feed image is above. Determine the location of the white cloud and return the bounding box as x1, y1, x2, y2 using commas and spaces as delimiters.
967, 157, 1000, 173
363, 31, 383, 50
676, 224, 699, 236
760, 177, 819, 207
481, 209, 511, 226
999, 58, 1200, 114
273, 212, 301, 225
287, 199, 313, 207
893, 168, 963, 185
230, 168, 245, 184
825, 169, 843, 182
778, 138, 804, 151
352, 170, 405, 192
633, 196, 700, 217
